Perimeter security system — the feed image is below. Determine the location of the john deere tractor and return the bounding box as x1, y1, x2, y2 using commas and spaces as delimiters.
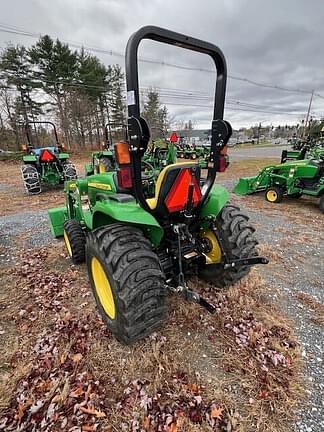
84, 122, 126, 176
21, 121, 77, 194
143, 129, 177, 171
48, 26, 267, 344
234, 157, 324, 212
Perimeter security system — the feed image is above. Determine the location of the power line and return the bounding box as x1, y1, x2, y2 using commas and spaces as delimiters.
0, 23, 324, 99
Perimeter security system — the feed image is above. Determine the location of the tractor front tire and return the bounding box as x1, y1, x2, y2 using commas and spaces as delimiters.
21, 164, 41, 195
319, 195, 324, 213
265, 186, 283, 203
63, 219, 86, 264
199, 205, 258, 288
86, 224, 167, 345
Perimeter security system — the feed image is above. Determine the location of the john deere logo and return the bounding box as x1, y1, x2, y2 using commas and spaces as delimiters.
88, 182, 112, 191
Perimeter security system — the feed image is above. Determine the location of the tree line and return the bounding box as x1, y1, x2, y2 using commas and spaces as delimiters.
0, 36, 169, 151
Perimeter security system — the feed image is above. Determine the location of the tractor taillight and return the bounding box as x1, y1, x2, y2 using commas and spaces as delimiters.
217, 155, 227, 172
117, 166, 132, 189
115, 142, 131, 164
39, 149, 55, 162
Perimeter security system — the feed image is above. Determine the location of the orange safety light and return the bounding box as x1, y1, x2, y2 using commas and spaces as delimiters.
21, 144, 27, 152
61, 143, 66, 152
115, 142, 131, 165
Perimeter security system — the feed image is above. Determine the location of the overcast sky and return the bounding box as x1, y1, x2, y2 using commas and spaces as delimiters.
0, 0, 323, 129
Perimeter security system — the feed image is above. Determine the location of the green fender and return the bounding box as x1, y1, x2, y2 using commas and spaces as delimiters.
199, 184, 230, 218
58, 153, 70, 160
23, 154, 37, 163
92, 200, 164, 246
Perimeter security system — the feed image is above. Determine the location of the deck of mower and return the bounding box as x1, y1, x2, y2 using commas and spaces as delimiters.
234, 157, 324, 212
21, 121, 77, 194
49, 26, 268, 345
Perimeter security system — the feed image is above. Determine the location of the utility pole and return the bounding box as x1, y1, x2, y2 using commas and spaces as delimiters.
303, 90, 314, 137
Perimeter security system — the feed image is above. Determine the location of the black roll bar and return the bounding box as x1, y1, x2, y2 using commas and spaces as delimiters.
125, 26, 231, 212
24, 121, 60, 149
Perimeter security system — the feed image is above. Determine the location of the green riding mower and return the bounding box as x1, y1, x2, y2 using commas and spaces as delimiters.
234, 157, 324, 212
84, 123, 126, 176
48, 26, 267, 344
21, 121, 77, 195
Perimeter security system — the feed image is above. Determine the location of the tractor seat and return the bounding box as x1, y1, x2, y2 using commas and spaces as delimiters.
146, 162, 201, 215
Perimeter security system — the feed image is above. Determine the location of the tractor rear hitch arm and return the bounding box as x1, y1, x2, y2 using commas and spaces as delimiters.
168, 283, 216, 314
223, 256, 269, 269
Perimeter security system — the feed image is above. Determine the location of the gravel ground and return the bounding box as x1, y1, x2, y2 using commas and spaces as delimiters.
0, 180, 323, 431
228, 144, 288, 160
0, 210, 54, 264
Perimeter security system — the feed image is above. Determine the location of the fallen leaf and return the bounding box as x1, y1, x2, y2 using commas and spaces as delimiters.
143, 416, 150, 430
169, 423, 177, 432
80, 406, 106, 418
211, 405, 224, 419
82, 425, 95, 431
72, 353, 83, 363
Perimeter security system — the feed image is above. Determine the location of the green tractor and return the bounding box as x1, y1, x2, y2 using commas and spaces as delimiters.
48, 26, 267, 344
234, 157, 324, 212
21, 121, 77, 194
84, 122, 126, 176
143, 129, 177, 171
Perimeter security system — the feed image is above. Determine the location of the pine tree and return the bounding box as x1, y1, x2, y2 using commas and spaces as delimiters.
109, 65, 125, 125
0, 45, 42, 124
142, 89, 169, 138
29, 35, 78, 146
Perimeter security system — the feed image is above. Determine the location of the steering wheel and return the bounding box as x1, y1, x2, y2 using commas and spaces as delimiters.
141, 160, 155, 181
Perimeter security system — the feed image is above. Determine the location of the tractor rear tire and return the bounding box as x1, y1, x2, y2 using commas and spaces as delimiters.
199, 205, 258, 288
265, 186, 283, 203
63, 162, 77, 180
319, 195, 324, 213
21, 164, 41, 195
86, 224, 167, 345
63, 219, 86, 264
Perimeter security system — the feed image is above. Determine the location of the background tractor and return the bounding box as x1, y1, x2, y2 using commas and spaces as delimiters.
84, 122, 126, 176
21, 121, 77, 194
143, 129, 177, 171
234, 157, 324, 212
48, 26, 267, 344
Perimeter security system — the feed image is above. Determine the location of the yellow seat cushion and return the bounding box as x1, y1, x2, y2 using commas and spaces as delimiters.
146, 162, 199, 210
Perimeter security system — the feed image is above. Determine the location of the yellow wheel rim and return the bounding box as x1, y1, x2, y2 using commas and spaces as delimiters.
91, 257, 116, 320
64, 230, 72, 257
266, 190, 277, 202
201, 229, 222, 264
98, 162, 106, 174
